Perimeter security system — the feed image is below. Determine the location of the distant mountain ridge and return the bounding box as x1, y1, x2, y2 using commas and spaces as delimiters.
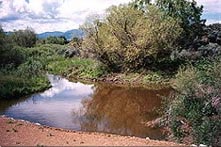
37, 29, 84, 40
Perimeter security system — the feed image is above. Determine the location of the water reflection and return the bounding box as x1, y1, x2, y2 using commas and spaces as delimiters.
0, 75, 94, 130
41, 74, 94, 97
0, 75, 171, 140
75, 83, 170, 139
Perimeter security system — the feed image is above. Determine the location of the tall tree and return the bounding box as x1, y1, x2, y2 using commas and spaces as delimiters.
0, 26, 25, 67
10, 27, 37, 48
81, 4, 182, 71
133, 0, 204, 47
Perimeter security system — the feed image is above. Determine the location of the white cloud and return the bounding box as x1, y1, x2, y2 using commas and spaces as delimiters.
0, 0, 130, 33
41, 74, 94, 98
205, 19, 221, 25
196, 0, 221, 25
0, 0, 220, 33
196, 0, 221, 13
28, 0, 44, 14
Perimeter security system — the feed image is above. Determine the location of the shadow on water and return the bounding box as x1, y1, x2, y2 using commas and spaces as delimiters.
0, 75, 171, 140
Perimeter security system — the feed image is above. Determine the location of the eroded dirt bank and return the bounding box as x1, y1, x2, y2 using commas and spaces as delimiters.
0, 116, 184, 146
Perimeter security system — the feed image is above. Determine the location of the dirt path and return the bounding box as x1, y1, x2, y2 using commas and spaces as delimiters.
0, 116, 183, 146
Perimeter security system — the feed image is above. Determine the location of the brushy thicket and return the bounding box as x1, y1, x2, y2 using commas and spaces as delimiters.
81, 0, 204, 72
9, 27, 37, 48
168, 58, 221, 146
0, 48, 50, 99
47, 56, 107, 79
0, 27, 50, 99
37, 36, 69, 45
0, 26, 107, 99
81, 4, 182, 72
0, 28, 53, 99
0, 71, 50, 99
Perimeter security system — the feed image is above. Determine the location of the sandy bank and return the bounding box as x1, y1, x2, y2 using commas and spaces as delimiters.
0, 116, 184, 146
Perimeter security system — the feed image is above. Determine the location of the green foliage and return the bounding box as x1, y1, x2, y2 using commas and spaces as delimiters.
0, 27, 56, 99
42, 36, 68, 45
47, 56, 76, 74
0, 43, 52, 99
0, 25, 5, 46
0, 26, 26, 67
47, 57, 107, 79
25, 44, 66, 57
9, 27, 37, 47
157, 0, 204, 45
0, 25, 105, 99
143, 71, 165, 83
17, 58, 45, 77
0, 46, 26, 67
134, 0, 204, 46
81, 4, 182, 71
168, 59, 221, 146
0, 71, 50, 99
70, 37, 82, 48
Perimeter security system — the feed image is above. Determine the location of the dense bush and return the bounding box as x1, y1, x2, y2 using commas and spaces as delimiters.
0, 27, 26, 67
81, 4, 182, 71
134, 0, 204, 47
0, 71, 50, 99
0, 24, 106, 99
69, 37, 83, 49
168, 59, 221, 146
17, 58, 45, 77
0, 46, 26, 67
9, 27, 37, 48
25, 44, 65, 57
0, 26, 54, 99
40, 36, 68, 45
47, 57, 107, 79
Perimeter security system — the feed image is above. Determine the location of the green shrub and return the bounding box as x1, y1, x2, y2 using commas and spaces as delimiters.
9, 27, 37, 48
0, 26, 27, 67
134, 0, 204, 47
143, 72, 164, 82
25, 44, 66, 57
81, 4, 182, 71
0, 72, 50, 99
168, 59, 221, 146
0, 46, 26, 67
47, 57, 107, 79
17, 58, 45, 77
43, 36, 68, 45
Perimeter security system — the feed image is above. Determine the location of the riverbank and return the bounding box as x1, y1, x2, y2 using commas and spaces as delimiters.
0, 73, 51, 99
67, 72, 171, 90
0, 116, 184, 146
48, 57, 172, 89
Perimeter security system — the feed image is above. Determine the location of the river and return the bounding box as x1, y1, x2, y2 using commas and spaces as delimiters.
0, 74, 171, 140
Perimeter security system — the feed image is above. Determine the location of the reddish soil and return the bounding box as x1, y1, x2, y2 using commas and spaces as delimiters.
0, 116, 184, 146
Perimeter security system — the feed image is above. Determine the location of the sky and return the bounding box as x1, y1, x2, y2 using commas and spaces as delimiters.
0, 0, 220, 33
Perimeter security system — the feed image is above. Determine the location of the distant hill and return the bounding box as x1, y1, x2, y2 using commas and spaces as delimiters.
37, 29, 84, 40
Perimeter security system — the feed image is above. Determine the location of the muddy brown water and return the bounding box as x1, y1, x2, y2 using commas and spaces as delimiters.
0, 75, 171, 140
